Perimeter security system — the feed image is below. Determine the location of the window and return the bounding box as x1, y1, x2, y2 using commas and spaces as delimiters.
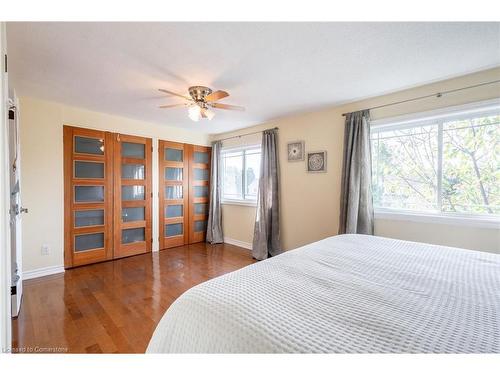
221, 145, 261, 204
371, 100, 500, 219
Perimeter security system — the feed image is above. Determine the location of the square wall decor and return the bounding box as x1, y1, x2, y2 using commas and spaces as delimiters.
287, 141, 305, 161
307, 151, 327, 173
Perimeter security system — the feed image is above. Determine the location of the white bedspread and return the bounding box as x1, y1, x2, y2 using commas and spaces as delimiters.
147, 234, 500, 353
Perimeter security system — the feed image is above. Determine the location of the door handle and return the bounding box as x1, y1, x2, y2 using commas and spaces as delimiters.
20, 207, 28, 214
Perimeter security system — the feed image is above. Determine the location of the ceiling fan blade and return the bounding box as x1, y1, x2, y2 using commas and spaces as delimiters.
200, 108, 208, 118
212, 103, 245, 111
158, 103, 186, 109
205, 90, 229, 102
158, 88, 191, 101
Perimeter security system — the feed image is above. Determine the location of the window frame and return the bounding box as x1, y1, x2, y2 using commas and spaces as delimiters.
221, 144, 261, 206
370, 98, 500, 226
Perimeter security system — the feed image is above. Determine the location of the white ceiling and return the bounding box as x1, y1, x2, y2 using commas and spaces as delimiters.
7, 22, 500, 134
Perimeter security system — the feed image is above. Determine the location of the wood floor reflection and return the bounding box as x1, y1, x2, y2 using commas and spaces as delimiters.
12, 243, 255, 353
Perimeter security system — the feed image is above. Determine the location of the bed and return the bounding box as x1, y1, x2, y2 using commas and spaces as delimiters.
147, 234, 500, 353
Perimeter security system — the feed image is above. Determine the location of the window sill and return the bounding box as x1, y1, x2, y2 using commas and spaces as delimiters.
374, 209, 500, 229
222, 199, 257, 207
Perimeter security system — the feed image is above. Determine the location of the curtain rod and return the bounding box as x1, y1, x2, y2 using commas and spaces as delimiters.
216, 127, 279, 142
342, 79, 500, 117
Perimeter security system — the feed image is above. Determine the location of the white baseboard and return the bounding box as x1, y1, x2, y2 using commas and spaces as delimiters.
224, 237, 252, 250
23, 265, 65, 280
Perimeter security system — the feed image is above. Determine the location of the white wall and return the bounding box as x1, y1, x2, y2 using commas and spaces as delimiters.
19, 97, 210, 273
375, 218, 499, 252
212, 67, 500, 255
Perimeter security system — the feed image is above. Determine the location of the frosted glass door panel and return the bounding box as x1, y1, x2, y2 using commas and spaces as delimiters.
165, 205, 183, 218
193, 151, 209, 164
193, 186, 208, 198
165, 167, 183, 181
74, 136, 104, 155
165, 186, 183, 199
122, 164, 145, 179
75, 186, 104, 202
74, 209, 104, 227
165, 148, 183, 162
121, 228, 145, 244
74, 161, 104, 179
194, 220, 207, 232
165, 223, 183, 237
75, 232, 104, 252
194, 203, 208, 215
193, 168, 209, 180
122, 142, 145, 158
122, 185, 145, 200
122, 207, 145, 222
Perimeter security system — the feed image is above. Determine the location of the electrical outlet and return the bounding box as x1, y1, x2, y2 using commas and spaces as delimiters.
41, 244, 50, 256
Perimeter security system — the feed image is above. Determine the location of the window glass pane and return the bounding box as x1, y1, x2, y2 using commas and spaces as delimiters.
165, 205, 183, 218
74, 210, 104, 227
75, 232, 104, 252
245, 149, 261, 199
193, 168, 209, 181
194, 220, 207, 232
122, 207, 145, 222
194, 203, 208, 215
122, 185, 145, 200
165, 148, 183, 162
222, 150, 243, 200
165, 223, 183, 237
75, 186, 104, 202
371, 125, 438, 211
122, 142, 145, 158
194, 186, 208, 198
74, 161, 104, 179
442, 114, 500, 214
194, 151, 209, 164
122, 164, 145, 179
165, 186, 183, 199
165, 167, 183, 181
74, 136, 104, 155
121, 228, 145, 244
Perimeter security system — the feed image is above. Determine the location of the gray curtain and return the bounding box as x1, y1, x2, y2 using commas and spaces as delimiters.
252, 129, 281, 260
206, 140, 224, 244
339, 110, 374, 235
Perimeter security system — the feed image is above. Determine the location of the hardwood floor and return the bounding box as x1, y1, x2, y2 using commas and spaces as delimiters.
12, 243, 255, 353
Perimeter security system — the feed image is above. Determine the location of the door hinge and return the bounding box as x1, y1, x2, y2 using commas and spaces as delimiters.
4, 54, 7, 73
11, 285, 16, 296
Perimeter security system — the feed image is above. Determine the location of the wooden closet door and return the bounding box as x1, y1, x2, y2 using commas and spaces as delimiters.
187, 144, 211, 244
113, 134, 152, 258
64, 126, 114, 268
159, 141, 189, 249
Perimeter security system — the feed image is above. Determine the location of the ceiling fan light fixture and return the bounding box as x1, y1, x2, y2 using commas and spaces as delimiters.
205, 108, 215, 120
188, 105, 201, 122
158, 86, 245, 121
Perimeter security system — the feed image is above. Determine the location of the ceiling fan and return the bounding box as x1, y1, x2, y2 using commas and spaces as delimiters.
158, 86, 245, 122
